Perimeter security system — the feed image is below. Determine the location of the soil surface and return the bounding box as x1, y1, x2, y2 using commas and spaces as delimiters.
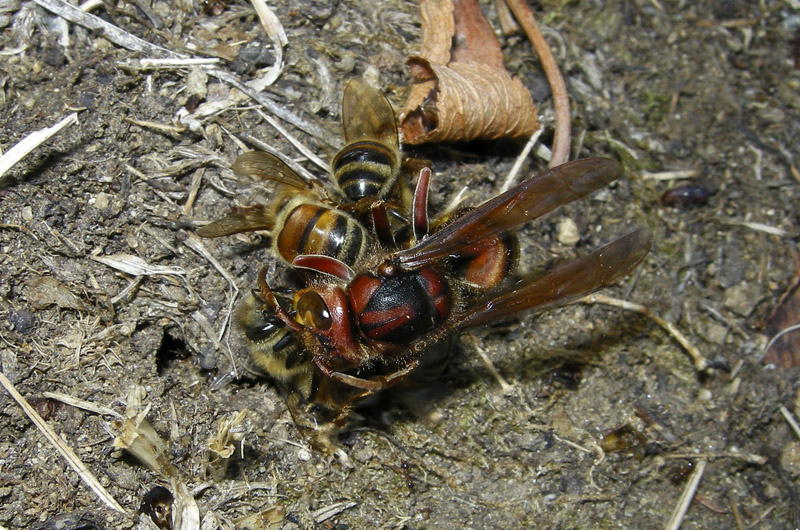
1, 1, 799, 529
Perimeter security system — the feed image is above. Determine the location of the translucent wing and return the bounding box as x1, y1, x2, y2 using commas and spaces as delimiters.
452, 228, 652, 330
341, 79, 399, 149
196, 205, 273, 237
396, 158, 624, 270
232, 151, 309, 190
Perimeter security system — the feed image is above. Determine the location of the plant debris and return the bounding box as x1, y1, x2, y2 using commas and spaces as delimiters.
399, 0, 539, 144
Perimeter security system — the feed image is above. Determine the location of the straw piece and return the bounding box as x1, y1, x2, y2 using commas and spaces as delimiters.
0, 371, 126, 514
32, 0, 181, 58
0, 113, 77, 179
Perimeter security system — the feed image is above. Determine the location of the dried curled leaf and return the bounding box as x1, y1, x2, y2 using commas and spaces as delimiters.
763, 281, 800, 368
399, 0, 538, 144
403, 59, 538, 144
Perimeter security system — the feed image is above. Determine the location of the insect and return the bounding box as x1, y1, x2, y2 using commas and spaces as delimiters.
252, 157, 652, 440
330, 78, 404, 203
199, 81, 651, 450
196, 156, 374, 268
659, 184, 713, 209
197, 79, 415, 266
200, 80, 426, 439
233, 291, 309, 389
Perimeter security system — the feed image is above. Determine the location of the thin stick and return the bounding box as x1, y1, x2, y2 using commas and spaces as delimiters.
470, 337, 513, 394
581, 293, 709, 372
183, 233, 240, 376
312, 502, 358, 524
32, 0, 182, 58
42, 391, 123, 418
183, 233, 239, 293
663, 451, 766, 465
183, 168, 204, 217
665, 459, 706, 530
503, 0, 571, 166
780, 406, 800, 441
501, 126, 544, 192
254, 109, 328, 172
139, 57, 221, 68
0, 113, 78, 179
763, 323, 800, 361
122, 116, 187, 136
641, 170, 700, 181
729, 497, 745, 530
208, 69, 336, 147
0, 371, 126, 514
721, 219, 791, 237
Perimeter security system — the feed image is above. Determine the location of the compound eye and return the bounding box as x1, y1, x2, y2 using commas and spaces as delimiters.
296, 291, 332, 331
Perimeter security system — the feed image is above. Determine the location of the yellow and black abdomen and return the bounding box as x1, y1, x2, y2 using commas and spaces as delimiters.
275, 198, 369, 267
331, 140, 400, 202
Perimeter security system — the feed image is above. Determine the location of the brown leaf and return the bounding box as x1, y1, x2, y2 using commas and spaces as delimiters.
26, 276, 85, 311
763, 281, 800, 368
399, 0, 539, 144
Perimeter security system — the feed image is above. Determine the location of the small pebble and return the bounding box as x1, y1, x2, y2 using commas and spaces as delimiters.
557, 217, 580, 246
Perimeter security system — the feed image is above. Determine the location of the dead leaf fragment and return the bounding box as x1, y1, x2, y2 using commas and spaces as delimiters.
234, 506, 285, 529
400, 0, 538, 144
91, 253, 186, 277
764, 281, 800, 368
26, 276, 86, 311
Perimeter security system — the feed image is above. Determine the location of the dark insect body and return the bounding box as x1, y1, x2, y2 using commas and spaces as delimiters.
660, 184, 712, 208
254, 158, 651, 452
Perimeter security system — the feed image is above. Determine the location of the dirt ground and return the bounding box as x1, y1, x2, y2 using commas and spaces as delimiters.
1, 0, 799, 528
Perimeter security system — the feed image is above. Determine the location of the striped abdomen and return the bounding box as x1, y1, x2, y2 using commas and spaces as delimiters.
331, 140, 400, 202
276, 200, 369, 267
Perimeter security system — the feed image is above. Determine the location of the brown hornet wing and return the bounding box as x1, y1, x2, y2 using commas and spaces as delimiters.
196, 205, 273, 237
341, 79, 399, 149
232, 151, 309, 190
396, 158, 624, 270
451, 228, 652, 330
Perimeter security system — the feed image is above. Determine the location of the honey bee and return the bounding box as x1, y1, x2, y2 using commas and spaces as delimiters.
233, 291, 308, 386
197, 153, 374, 268
331, 78, 404, 203
197, 79, 412, 266
252, 157, 652, 443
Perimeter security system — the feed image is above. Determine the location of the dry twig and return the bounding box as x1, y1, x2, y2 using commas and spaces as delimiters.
32, 0, 181, 58
42, 391, 123, 418
470, 336, 513, 394
580, 293, 709, 371
502, 0, 571, 166
780, 405, 800, 441
0, 371, 126, 514
665, 459, 707, 530
663, 451, 766, 465
0, 113, 78, 179
501, 127, 545, 192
